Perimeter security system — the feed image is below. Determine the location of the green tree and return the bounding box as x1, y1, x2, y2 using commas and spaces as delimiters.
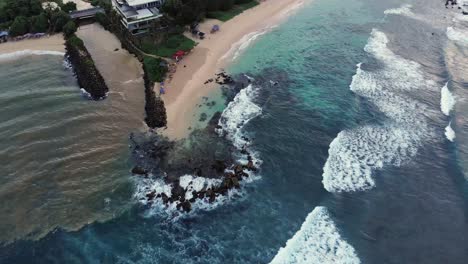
61, 2, 77, 13
9, 16, 30, 36
220, 0, 235, 11
50, 10, 70, 32
2, 0, 42, 21
62, 20, 77, 37
30, 13, 49, 33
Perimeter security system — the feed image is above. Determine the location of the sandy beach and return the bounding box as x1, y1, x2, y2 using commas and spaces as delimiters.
159, 0, 305, 139
0, 34, 65, 58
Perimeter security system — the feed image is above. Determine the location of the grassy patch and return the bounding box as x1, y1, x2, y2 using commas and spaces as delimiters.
207, 1, 259, 22
141, 34, 196, 58
143, 57, 168, 83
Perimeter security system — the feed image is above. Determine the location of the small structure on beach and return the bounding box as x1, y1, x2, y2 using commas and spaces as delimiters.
173, 50, 186, 61
0, 31, 9, 43
211, 25, 220, 34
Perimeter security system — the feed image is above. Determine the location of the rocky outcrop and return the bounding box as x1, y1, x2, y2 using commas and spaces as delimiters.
131, 108, 258, 213
65, 35, 109, 100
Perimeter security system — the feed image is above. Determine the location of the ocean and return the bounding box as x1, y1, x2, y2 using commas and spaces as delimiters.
1, 0, 468, 263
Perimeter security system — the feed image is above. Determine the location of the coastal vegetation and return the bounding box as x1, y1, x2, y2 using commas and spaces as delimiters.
141, 34, 196, 58
0, 0, 75, 36
206, 0, 259, 21
143, 57, 168, 83
162, 0, 258, 24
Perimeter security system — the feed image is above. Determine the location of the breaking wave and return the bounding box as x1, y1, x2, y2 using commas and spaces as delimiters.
322, 29, 435, 193
384, 4, 414, 17
447, 27, 468, 46
0, 50, 65, 61
134, 175, 246, 219
222, 30, 268, 61
270, 206, 360, 264
217, 84, 263, 164
445, 122, 456, 142
441, 82, 456, 116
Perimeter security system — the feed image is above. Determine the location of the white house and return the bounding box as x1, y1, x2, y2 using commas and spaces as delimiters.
112, 0, 165, 35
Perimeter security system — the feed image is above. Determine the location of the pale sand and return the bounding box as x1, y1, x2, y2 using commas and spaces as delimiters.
67, 0, 93, 11
160, 0, 305, 139
0, 34, 65, 56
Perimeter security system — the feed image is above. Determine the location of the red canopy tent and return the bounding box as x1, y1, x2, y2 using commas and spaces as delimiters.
173, 50, 186, 60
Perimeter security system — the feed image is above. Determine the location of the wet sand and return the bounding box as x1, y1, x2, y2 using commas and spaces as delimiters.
0, 34, 65, 56
159, 0, 305, 139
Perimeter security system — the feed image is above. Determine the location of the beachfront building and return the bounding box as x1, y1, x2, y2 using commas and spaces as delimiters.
112, 0, 165, 35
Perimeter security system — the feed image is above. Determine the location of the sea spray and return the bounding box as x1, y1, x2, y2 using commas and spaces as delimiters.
270, 206, 360, 264
384, 4, 414, 17
447, 27, 468, 46
441, 82, 456, 116
445, 122, 456, 142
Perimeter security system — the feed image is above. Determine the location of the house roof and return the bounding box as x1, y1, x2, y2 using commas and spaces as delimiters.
126, 0, 158, 7
136, 8, 154, 19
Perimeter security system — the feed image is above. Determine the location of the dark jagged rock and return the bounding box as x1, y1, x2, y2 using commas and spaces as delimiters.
131, 166, 148, 176
199, 112, 208, 122
65, 35, 109, 100
171, 183, 185, 200
177, 200, 192, 212
146, 191, 156, 201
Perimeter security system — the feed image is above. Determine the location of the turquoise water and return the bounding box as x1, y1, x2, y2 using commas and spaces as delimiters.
2, 0, 468, 263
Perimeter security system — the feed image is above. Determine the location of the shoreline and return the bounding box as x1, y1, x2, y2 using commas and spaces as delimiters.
0, 34, 65, 53
0, 34, 65, 60
159, 0, 305, 139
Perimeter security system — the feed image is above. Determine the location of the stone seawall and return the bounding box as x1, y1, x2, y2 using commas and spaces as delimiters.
65, 34, 109, 100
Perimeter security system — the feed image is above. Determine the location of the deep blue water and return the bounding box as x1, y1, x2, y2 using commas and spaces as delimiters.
1, 0, 468, 263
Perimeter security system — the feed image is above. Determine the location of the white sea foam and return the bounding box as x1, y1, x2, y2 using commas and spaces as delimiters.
270, 206, 360, 264
80, 88, 92, 99
440, 83, 456, 116
217, 84, 262, 150
0, 49, 65, 61
447, 27, 468, 46
445, 122, 456, 142
323, 125, 419, 192
323, 29, 434, 193
221, 30, 268, 62
134, 174, 248, 220
384, 4, 414, 17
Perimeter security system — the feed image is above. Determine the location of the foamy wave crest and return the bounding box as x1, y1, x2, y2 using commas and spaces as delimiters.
270, 206, 360, 264
447, 27, 468, 46
0, 49, 65, 61
80, 88, 92, 99
384, 4, 414, 17
441, 83, 456, 116
217, 84, 262, 150
134, 175, 246, 219
323, 125, 419, 192
445, 122, 456, 142
221, 30, 268, 61
323, 29, 434, 193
